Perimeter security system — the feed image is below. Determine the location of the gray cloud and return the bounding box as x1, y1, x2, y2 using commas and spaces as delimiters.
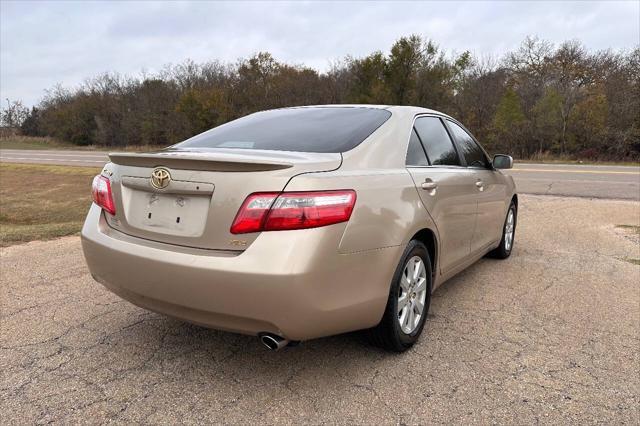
1, 0, 638, 107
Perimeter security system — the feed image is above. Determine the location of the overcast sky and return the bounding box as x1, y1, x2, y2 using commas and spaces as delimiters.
1, 0, 639, 107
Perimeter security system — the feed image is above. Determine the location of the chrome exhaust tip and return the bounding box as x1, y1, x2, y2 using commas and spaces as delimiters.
259, 333, 289, 351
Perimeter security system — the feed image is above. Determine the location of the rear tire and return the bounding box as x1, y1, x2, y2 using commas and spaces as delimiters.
367, 240, 432, 352
488, 201, 517, 259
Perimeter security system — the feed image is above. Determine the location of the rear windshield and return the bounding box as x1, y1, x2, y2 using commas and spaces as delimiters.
174, 107, 392, 153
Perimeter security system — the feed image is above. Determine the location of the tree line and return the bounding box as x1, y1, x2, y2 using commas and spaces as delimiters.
5, 35, 639, 160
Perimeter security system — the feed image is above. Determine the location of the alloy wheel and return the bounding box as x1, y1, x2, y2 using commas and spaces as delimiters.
397, 255, 428, 334
505, 209, 515, 252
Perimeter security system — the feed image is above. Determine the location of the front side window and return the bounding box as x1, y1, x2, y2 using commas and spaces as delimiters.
447, 121, 488, 168
406, 128, 429, 166
174, 107, 392, 153
413, 117, 460, 166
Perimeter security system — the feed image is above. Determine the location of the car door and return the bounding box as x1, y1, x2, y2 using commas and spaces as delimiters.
446, 120, 508, 254
405, 116, 478, 274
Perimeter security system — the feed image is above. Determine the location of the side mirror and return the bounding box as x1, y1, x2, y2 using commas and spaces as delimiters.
493, 154, 513, 169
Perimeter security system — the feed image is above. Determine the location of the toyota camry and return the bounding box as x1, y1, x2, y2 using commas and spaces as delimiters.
82, 105, 517, 352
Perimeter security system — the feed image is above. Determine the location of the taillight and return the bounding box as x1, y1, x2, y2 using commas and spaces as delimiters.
230, 190, 356, 234
229, 192, 279, 234
91, 175, 116, 215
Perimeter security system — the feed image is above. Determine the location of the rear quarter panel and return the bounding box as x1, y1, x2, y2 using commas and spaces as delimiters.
283, 169, 438, 254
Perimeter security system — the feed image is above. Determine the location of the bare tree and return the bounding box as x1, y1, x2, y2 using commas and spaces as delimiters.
1, 99, 29, 128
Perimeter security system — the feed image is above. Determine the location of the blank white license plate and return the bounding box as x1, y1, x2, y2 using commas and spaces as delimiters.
126, 190, 210, 237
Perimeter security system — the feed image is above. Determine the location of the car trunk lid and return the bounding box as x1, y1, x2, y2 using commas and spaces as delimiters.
103, 149, 342, 250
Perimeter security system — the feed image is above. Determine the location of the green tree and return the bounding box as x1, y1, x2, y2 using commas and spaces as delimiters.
569, 89, 608, 156
176, 87, 230, 135
532, 87, 562, 153
548, 40, 592, 154
346, 52, 389, 104
492, 88, 525, 154
384, 35, 424, 104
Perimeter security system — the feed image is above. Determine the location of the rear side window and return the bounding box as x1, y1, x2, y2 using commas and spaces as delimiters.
447, 121, 488, 168
406, 128, 429, 166
175, 107, 392, 153
414, 117, 460, 166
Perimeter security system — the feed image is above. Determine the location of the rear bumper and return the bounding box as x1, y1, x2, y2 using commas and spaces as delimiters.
81, 204, 402, 340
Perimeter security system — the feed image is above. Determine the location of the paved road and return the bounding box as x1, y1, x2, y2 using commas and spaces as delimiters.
505, 163, 640, 200
1, 149, 639, 200
2, 195, 639, 423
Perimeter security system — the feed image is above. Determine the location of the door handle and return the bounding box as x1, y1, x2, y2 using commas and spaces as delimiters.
475, 180, 484, 191
421, 181, 437, 190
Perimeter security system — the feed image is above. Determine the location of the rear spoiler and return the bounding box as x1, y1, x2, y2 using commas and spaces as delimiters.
108, 152, 294, 172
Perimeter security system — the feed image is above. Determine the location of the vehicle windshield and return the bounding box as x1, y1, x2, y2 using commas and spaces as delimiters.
174, 107, 392, 153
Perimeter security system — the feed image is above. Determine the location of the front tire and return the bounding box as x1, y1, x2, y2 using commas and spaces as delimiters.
488, 201, 517, 259
367, 240, 432, 352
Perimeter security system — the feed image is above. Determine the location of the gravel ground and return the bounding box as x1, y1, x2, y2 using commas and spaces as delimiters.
1, 194, 639, 424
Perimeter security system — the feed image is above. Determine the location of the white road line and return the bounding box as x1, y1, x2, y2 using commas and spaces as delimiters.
0, 157, 105, 163
515, 163, 640, 170
512, 177, 640, 184
0, 152, 107, 159
509, 168, 639, 175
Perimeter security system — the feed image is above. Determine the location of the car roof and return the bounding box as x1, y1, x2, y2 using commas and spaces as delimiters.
284, 104, 453, 120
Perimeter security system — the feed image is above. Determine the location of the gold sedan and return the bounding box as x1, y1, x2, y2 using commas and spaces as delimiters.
82, 105, 517, 352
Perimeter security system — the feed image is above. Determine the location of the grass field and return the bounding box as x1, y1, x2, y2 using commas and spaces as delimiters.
0, 136, 163, 152
0, 136, 80, 150
0, 163, 100, 246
